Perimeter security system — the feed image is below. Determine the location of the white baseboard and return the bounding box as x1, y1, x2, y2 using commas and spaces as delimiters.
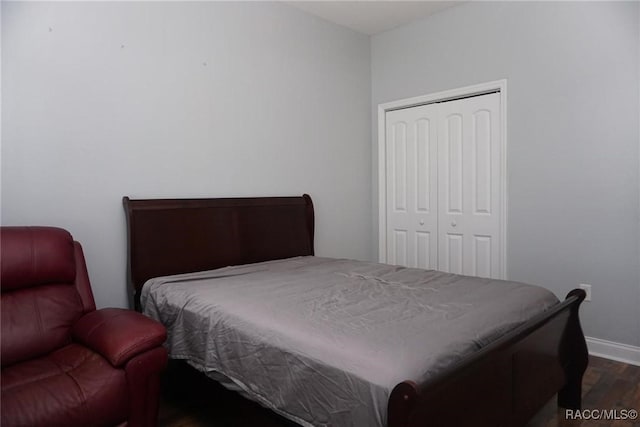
586, 336, 640, 366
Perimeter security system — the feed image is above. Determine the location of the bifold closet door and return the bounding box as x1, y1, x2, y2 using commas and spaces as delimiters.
385, 103, 438, 269
437, 93, 501, 278
384, 92, 502, 279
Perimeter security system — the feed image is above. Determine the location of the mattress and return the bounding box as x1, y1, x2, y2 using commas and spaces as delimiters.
141, 256, 558, 427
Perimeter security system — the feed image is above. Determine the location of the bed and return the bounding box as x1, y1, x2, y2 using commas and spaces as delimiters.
123, 194, 588, 427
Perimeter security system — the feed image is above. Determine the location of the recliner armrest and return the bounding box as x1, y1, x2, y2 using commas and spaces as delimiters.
72, 308, 167, 367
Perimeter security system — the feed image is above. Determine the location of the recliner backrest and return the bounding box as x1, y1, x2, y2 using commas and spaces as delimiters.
1, 227, 96, 366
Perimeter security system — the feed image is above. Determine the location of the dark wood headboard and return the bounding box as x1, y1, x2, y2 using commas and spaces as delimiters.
123, 194, 314, 309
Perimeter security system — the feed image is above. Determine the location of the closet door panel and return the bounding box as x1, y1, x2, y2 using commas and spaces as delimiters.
437, 93, 502, 278
385, 104, 438, 269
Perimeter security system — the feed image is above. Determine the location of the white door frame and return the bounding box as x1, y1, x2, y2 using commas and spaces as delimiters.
377, 79, 508, 279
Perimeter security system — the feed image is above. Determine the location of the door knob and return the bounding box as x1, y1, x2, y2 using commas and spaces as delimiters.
419, 220, 425, 225
451, 221, 457, 227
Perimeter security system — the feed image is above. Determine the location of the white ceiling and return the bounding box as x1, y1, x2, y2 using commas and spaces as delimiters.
284, 1, 461, 36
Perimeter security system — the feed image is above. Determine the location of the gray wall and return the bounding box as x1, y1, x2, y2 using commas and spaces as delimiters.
372, 1, 640, 346
1, 2, 372, 308
3, 1, 638, 348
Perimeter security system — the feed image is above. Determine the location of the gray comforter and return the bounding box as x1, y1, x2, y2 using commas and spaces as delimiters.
141, 256, 558, 427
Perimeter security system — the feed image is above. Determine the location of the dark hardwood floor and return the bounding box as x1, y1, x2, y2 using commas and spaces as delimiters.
159, 356, 640, 427
527, 357, 640, 427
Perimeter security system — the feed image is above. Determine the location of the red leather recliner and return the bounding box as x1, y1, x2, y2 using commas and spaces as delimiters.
1, 226, 168, 427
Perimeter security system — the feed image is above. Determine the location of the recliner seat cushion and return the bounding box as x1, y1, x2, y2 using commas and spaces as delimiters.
1, 344, 128, 427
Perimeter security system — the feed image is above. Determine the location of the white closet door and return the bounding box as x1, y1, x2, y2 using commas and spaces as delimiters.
437, 92, 501, 278
385, 103, 438, 269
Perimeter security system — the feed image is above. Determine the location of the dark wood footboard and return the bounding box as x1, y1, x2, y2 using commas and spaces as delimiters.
388, 289, 588, 427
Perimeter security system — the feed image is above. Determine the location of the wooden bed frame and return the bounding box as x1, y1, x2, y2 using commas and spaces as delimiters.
123, 194, 588, 427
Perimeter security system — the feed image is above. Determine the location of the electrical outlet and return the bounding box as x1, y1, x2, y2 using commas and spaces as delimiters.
579, 284, 592, 302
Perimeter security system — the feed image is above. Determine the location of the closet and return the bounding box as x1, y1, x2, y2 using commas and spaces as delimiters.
381, 91, 504, 279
